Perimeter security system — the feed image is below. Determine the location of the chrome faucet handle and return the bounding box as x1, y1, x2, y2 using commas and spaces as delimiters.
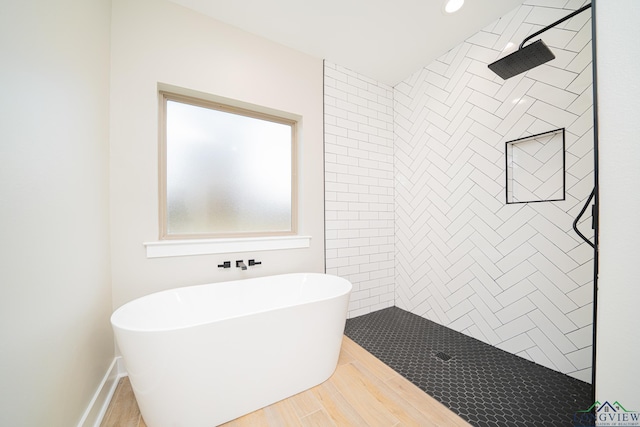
248, 259, 261, 266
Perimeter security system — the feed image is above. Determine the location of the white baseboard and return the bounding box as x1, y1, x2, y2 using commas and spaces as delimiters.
77, 357, 127, 427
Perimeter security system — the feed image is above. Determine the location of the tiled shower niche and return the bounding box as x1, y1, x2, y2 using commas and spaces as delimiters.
506, 128, 565, 204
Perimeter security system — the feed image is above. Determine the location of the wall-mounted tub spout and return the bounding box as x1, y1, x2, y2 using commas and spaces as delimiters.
236, 260, 247, 270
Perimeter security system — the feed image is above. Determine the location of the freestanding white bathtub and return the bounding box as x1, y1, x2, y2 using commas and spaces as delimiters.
111, 273, 352, 427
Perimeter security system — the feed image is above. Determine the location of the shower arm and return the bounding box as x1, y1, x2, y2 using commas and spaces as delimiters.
519, 4, 592, 50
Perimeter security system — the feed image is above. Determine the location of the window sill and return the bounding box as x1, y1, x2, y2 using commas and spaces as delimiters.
143, 235, 311, 258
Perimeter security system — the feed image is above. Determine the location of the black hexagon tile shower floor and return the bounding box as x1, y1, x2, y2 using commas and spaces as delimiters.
344, 306, 593, 427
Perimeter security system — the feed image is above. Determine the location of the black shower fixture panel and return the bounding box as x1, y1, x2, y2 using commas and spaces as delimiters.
488, 40, 555, 80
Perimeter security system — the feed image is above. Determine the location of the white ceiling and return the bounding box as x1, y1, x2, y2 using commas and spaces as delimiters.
168, 0, 526, 86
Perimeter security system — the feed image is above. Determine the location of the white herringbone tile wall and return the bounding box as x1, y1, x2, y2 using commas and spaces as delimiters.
394, 0, 594, 382
324, 62, 395, 318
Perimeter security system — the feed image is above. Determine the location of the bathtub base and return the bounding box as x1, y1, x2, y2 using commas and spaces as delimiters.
134, 305, 344, 426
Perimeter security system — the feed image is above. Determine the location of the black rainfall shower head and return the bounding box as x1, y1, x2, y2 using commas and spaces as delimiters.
487, 39, 555, 80
487, 3, 591, 80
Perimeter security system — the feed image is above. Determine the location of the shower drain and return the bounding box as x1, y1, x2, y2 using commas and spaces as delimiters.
435, 351, 452, 361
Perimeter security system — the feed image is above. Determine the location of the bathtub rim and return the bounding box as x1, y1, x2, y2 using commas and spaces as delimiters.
110, 272, 352, 333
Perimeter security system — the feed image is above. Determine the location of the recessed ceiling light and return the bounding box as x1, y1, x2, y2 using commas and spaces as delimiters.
443, 0, 465, 14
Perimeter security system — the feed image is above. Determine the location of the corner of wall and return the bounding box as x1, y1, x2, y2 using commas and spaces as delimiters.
323, 61, 396, 318
76, 358, 125, 427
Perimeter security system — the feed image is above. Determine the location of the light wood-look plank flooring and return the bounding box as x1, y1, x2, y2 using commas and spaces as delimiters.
100, 336, 470, 427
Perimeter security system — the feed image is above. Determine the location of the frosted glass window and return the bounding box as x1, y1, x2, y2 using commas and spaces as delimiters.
159, 92, 296, 238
